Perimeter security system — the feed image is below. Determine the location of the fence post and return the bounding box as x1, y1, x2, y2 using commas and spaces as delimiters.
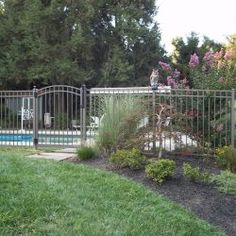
231, 89, 235, 148
152, 90, 156, 155
33, 86, 39, 149
80, 84, 87, 145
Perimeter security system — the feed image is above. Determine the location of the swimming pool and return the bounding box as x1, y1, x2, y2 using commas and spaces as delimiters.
0, 133, 80, 145
0, 134, 32, 141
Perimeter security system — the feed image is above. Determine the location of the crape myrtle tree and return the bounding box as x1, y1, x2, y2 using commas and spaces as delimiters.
0, 0, 165, 89
171, 32, 223, 87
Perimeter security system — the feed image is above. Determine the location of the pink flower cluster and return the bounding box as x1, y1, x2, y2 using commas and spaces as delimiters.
166, 76, 177, 88
158, 61, 182, 88
158, 61, 172, 72
224, 49, 233, 60
201, 49, 233, 68
189, 53, 199, 68
203, 51, 214, 66
214, 48, 224, 60
173, 69, 181, 78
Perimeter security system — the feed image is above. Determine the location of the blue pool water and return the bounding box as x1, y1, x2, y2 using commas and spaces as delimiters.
0, 133, 81, 144
0, 134, 32, 141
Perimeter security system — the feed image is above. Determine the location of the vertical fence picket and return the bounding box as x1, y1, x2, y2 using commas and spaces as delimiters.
33, 86, 39, 149
231, 89, 235, 148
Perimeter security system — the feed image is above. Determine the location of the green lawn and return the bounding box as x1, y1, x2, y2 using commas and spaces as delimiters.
0, 148, 225, 236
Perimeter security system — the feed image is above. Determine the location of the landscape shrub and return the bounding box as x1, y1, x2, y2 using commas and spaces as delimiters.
210, 171, 236, 196
145, 159, 176, 184
183, 163, 211, 183
109, 148, 146, 170
215, 145, 236, 173
77, 146, 97, 160
215, 145, 231, 169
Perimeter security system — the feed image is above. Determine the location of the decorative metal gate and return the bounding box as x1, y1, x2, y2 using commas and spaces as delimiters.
33, 85, 85, 148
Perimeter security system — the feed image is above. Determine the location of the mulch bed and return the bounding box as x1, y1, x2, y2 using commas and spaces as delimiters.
65, 155, 236, 236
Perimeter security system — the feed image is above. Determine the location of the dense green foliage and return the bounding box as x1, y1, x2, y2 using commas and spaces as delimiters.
183, 163, 211, 183
0, 149, 225, 235
77, 145, 97, 160
215, 146, 236, 173
0, 0, 165, 89
145, 159, 176, 184
210, 171, 236, 196
110, 148, 146, 170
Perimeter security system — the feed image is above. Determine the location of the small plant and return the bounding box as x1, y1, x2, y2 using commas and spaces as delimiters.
210, 171, 236, 196
215, 145, 236, 173
145, 159, 176, 184
215, 145, 231, 169
183, 163, 211, 183
109, 148, 146, 170
77, 146, 97, 160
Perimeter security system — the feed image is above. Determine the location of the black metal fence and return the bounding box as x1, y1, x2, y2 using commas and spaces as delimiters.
88, 87, 235, 154
0, 85, 235, 153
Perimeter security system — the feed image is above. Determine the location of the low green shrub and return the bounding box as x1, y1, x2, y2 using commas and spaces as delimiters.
183, 163, 211, 183
210, 171, 236, 196
77, 146, 97, 160
215, 145, 236, 173
109, 148, 146, 170
222, 147, 236, 173
145, 159, 176, 184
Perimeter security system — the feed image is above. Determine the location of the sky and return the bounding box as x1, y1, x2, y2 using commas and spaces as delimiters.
156, 0, 236, 53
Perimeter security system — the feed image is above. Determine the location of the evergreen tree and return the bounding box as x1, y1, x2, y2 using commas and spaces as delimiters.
0, 0, 165, 89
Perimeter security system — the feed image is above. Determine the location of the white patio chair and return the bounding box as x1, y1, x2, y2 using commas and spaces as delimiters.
90, 116, 103, 129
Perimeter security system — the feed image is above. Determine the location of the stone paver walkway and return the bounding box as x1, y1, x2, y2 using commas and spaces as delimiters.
27, 148, 77, 161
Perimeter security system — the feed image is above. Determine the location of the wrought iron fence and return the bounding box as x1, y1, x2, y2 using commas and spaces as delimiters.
0, 85, 235, 154
0, 90, 33, 146
87, 87, 235, 154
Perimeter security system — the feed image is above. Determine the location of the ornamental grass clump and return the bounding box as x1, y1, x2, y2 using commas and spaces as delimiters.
96, 95, 144, 155
110, 148, 146, 170
145, 159, 176, 184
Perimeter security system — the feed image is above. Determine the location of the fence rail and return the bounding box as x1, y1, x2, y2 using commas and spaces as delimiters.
0, 85, 235, 154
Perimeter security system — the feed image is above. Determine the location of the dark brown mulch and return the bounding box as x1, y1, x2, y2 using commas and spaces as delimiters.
66, 155, 236, 236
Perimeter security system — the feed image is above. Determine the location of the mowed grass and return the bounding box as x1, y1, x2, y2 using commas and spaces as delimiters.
0, 148, 225, 236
